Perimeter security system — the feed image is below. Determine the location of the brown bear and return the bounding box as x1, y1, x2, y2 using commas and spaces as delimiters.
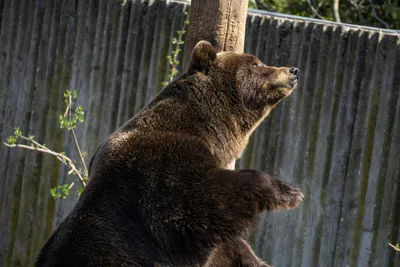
35, 40, 302, 267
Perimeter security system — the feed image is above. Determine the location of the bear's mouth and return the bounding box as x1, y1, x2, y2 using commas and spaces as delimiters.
290, 78, 298, 89
280, 77, 298, 99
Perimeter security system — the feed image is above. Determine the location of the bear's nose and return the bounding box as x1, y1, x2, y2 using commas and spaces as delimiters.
289, 67, 299, 78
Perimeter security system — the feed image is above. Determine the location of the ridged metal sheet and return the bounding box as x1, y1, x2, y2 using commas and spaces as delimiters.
0, 0, 399, 266
241, 11, 400, 267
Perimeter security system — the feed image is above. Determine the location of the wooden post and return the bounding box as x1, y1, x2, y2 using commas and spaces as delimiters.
186, 0, 249, 55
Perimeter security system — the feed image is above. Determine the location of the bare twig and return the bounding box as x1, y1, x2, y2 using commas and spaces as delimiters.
71, 130, 87, 177
347, 0, 365, 21
255, 0, 273, 11
316, 0, 324, 9
249, 0, 258, 9
306, 0, 325, 19
371, 5, 389, 28
347, 0, 359, 9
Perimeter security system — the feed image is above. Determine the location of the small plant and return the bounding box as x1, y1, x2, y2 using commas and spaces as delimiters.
4, 90, 88, 199
4, 12, 189, 201
162, 11, 190, 87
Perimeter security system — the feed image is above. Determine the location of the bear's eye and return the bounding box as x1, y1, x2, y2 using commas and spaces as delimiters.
252, 63, 259, 67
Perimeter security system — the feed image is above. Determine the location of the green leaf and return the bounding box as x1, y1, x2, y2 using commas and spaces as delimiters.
50, 187, 62, 199
59, 105, 85, 130
14, 127, 22, 138
6, 135, 17, 145
50, 183, 74, 199
60, 184, 70, 196
77, 186, 84, 197
64, 90, 70, 99
63, 90, 71, 104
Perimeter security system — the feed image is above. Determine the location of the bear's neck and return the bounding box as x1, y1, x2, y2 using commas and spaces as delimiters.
224, 105, 273, 161
199, 83, 273, 167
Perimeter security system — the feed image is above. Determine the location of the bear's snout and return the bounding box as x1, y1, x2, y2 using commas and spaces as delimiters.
287, 67, 299, 89
289, 67, 299, 79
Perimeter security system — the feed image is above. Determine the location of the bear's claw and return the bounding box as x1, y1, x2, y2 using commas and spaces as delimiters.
272, 181, 304, 210
286, 186, 304, 209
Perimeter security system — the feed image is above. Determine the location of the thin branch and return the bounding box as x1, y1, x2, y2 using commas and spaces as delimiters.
67, 92, 88, 179
4, 141, 86, 186
316, 0, 324, 9
306, 0, 325, 19
166, 13, 189, 84
347, 0, 365, 21
371, 5, 389, 28
255, 0, 273, 11
249, 0, 258, 9
389, 243, 400, 252
18, 135, 48, 150
71, 129, 88, 178
347, 0, 359, 9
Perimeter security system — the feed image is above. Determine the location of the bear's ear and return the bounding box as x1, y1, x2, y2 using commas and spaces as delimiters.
187, 40, 217, 74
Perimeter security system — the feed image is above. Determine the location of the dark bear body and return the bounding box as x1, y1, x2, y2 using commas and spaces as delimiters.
35, 41, 303, 267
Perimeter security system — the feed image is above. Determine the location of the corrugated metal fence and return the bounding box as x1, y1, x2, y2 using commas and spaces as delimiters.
0, 0, 399, 266
241, 11, 400, 267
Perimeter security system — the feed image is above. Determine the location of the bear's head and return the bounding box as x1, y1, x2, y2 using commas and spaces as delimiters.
187, 40, 299, 110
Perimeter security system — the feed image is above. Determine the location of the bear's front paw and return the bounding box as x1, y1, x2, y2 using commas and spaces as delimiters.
284, 186, 304, 209
264, 180, 304, 211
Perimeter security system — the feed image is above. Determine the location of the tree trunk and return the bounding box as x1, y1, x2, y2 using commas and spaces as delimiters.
186, 0, 249, 55
332, 0, 341, 22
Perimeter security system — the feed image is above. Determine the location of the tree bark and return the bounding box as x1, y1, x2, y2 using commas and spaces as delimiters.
186, 0, 249, 55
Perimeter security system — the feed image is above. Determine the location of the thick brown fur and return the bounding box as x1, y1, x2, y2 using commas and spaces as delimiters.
35, 41, 302, 267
